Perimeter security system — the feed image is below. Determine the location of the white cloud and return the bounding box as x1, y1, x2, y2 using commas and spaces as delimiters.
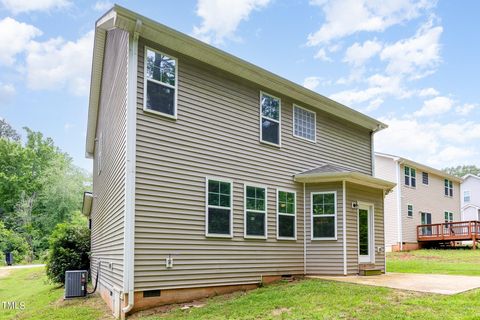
1, 0, 70, 14
193, 0, 271, 44
0, 82, 15, 104
375, 117, 480, 167
413, 96, 453, 117
26, 30, 94, 96
344, 40, 382, 66
380, 20, 443, 78
418, 87, 439, 97
313, 48, 332, 61
92, 0, 112, 12
0, 17, 42, 66
303, 76, 322, 90
307, 0, 435, 46
456, 103, 476, 116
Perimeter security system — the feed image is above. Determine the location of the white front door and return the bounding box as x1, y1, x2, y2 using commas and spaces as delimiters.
358, 204, 374, 264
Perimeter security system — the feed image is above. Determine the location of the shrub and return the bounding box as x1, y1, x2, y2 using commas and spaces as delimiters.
46, 220, 90, 284
0, 221, 30, 264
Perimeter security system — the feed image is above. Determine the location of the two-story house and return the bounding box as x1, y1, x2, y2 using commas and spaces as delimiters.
375, 152, 461, 251
82, 5, 395, 318
461, 174, 480, 221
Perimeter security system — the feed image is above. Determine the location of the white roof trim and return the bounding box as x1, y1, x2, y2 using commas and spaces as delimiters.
294, 171, 396, 192
462, 174, 480, 181
85, 5, 388, 156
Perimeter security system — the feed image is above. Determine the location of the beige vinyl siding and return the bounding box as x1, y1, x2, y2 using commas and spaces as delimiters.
346, 183, 385, 273
133, 39, 374, 290
374, 155, 399, 249
400, 164, 461, 243
90, 28, 128, 291
305, 182, 344, 275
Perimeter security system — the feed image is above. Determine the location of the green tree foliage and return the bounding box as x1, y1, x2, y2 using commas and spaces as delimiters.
0, 122, 90, 260
0, 221, 30, 263
443, 165, 480, 178
0, 118, 20, 141
46, 217, 90, 284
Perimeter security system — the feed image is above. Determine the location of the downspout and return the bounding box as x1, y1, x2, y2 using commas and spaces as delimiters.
342, 180, 347, 275
123, 19, 141, 314
395, 160, 403, 251
303, 182, 307, 275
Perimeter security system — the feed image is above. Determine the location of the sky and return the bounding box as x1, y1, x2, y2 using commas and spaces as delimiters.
0, 0, 479, 173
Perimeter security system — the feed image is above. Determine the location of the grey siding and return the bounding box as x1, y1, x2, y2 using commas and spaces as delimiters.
346, 183, 385, 273
91, 28, 129, 291
133, 39, 375, 290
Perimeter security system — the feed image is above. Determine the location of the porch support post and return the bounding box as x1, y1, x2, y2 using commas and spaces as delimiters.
303, 182, 307, 275
342, 180, 347, 275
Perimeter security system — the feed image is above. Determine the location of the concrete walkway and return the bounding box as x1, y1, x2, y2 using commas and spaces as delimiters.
309, 273, 480, 295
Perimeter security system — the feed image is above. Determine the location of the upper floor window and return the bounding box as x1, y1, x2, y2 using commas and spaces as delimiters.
444, 179, 453, 197
464, 190, 471, 202
244, 185, 267, 238
422, 172, 429, 185
404, 166, 416, 187
311, 192, 336, 240
277, 190, 296, 239
206, 178, 232, 237
407, 204, 413, 217
293, 105, 316, 142
260, 92, 281, 146
145, 47, 177, 118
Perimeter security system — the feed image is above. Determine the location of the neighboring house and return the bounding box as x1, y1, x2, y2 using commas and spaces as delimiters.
82, 5, 395, 318
460, 174, 480, 221
375, 153, 461, 251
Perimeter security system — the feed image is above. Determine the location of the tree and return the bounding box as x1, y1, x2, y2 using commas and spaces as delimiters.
0, 221, 30, 263
443, 165, 480, 178
0, 118, 20, 141
46, 218, 90, 284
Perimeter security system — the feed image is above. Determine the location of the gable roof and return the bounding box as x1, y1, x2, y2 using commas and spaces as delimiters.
85, 5, 388, 156
375, 152, 462, 183
294, 164, 396, 192
462, 174, 480, 181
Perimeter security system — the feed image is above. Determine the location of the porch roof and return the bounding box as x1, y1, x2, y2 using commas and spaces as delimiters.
294, 164, 396, 192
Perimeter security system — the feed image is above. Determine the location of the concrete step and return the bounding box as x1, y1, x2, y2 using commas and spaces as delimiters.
359, 268, 382, 276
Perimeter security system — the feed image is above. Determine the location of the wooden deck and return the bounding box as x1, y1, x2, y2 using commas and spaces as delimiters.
417, 220, 480, 249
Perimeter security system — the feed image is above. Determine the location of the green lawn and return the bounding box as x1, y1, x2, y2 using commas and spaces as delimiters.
3, 252, 480, 320
0, 267, 110, 320
387, 249, 480, 276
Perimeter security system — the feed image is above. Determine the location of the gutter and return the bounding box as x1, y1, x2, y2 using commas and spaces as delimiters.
122, 19, 141, 315
395, 159, 403, 251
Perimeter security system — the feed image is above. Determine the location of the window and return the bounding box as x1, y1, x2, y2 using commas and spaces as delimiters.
260, 92, 281, 146
464, 190, 471, 202
206, 178, 232, 237
244, 185, 267, 238
144, 47, 177, 117
277, 190, 296, 239
293, 105, 316, 142
311, 192, 336, 240
407, 204, 413, 217
404, 166, 416, 187
422, 172, 429, 185
444, 179, 453, 197
478, 209, 480, 221
444, 211, 453, 223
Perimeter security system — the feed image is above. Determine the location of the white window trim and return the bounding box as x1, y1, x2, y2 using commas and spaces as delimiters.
464, 190, 471, 202
311, 191, 337, 241
444, 179, 453, 197
259, 91, 281, 147
422, 172, 429, 186
143, 46, 178, 120
205, 177, 233, 238
357, 201, 375, 264
404, 166, 416, 188
243, 183, 268, 239
444, 211, 454, 222
276, 188, 297, 240
407, 204, 413, 218
292, 104, 316, 143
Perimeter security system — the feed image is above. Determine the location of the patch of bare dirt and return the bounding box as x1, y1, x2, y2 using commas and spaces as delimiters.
0, 269, 11, 278
271, 307, 291, 316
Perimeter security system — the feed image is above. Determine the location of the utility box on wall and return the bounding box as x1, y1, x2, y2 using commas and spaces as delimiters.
65, 270, 88, 298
